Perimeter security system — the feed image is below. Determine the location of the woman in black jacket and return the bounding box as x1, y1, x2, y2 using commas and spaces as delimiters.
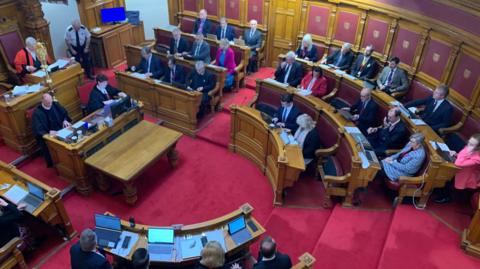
294, 114, 321, 165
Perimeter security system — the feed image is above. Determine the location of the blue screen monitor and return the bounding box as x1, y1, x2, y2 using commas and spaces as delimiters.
228, 216, 246, 235
95, 214, 121, 230
148, 228, 174, 244
100, 7, 126, 24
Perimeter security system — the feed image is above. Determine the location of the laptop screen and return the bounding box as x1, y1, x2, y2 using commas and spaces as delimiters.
228, 216, 246, 235
148, 228, 174, 244
95, 214, 121, 230
27, 182, 44, 201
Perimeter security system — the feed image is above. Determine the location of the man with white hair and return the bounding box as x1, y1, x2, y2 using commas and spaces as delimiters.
193, 9, 212, 35
322, 42, 354, 71
186, 61, 216, 117
14, 36, 51, 76
274, 51, 303, 87
70, 229, 112, 269
169, 27, 189, 55
244, 19, 262, 73
65, 19, 93, 79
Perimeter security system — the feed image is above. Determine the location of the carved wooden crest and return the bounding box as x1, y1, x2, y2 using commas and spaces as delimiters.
373, 30, 380, 39
464, 69, 471, 79
402, 40, 410, 49
433, 53, 440, 63
344, 22, 351, 30
252, 5, 258, 13
315, 16, 321, 23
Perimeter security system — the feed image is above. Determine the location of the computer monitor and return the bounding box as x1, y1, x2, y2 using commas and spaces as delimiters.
95, 214, 121, 230
148, 228, 174, 244
110, 96, 132, 119
27, 182, 44, 201
228, 216, 246, 235
100, 7, 126, 24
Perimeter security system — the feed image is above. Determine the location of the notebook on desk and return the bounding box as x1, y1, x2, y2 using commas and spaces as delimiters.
228, 216, 252, 246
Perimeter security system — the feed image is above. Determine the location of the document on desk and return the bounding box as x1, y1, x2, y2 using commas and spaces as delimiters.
297, 89, 312, 96
179, 236, 203, 259
343, 74, 357, 81
110, 231, 139, 258
12, 84, 42, 96
358, 151, 370, 168
436, 142, 450, 152
411, 119, 426, 126
32, 70, 46, 78
264, 78, 288, 88
334, 69, 346, 75
344, 126, 361, 134
319, 64, 330, 69
56, 128, 73, 140
47, 59, 69, 71
3, 185, 28, 204
130, 72, 148, 79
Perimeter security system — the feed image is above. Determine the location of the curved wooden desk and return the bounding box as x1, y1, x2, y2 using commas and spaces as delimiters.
103, 203, 265, 265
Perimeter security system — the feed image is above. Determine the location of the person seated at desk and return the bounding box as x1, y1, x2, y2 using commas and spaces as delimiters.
32, 93, 71, 167
163, 56, 185, 84
321, 42, 354, 71
115, 248, 150, 269
299, 66, 328, 98
183, 33, 211, 64
14, 36, 52, 77
216, 17, 236, 41
70, 229, 112, 269
215, 39, 236, 91
131, 46, 165, 79
0, 198, 25, 248
274, 51, 303, 87
381, 133, 426, 182
169, 27, 189, 56
186, 61, 216, 117
272, 94, 301, 133
376, 56, 409, 95
341, 88, 378, 134
351, 44, 377, 80
366, 107, 408, 157
404, 84, 453, 132
194, 241, 234, 269
294, 114, 321, 165
244, 19, 262, 74
296, 34, 318, 62
194, 9, 212, 35
86, 74, 127, 114
253, 236, 292, 269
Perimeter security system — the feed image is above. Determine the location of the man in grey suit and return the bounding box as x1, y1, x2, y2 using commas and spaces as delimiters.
376, 57, 409, 95
183, 33, 211, 64
244, 19, 262, 74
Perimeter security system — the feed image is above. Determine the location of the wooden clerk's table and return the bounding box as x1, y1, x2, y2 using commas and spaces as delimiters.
0, 161, 76, 239
103, 203, 265, 265
0, 63, 83, 154
85, 121, 182, 205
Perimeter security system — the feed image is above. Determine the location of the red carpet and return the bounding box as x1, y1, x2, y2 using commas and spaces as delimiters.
0, 141, 21, 163
377, 205, 480, 269
312, 206, 393, 269
16, 156, 70, 190
245, 68, 275, 89
283, 174, 326, 208
222, 88, 257, 113
197, 111, 231, 148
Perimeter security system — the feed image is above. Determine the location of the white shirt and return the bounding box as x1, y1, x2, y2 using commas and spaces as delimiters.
64, 25, 91, 47
27, 48, 37, 61
433, 99, 444, 112
97, 85, 108, 96
147, 54, 152, 73
283, 64, 292, 84
281, 105, 292, 122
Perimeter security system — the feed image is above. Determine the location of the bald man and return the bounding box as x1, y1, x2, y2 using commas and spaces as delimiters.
14, 37, 52, 76
32, 93, 71, 167
65, 19, 93, 79
341, 88, 378, 134
253, 236, 292, 269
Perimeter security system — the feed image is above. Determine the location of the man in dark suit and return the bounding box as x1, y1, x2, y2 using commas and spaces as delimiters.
215, 17, 236, 41
367, 107, 408, 157
244, 19, 262, 73
86, 74, 127, 114
0, 198, 24, 248
274, 51, 303, 87
184, 33, 211, 64
169, 27, 189, 55
253, 236, 292, 269
131, 46, 165, 79
193, 9, 211, 35
341, 88, 378, 134
323, 42, 355, 71
186, 61, 216, 117
376, 56, 409, 95
351, 44, 378, 80
404, 84, 453, 132
273, 94, 301, 133
163, 56, 185, 84
70, 229, 112, 269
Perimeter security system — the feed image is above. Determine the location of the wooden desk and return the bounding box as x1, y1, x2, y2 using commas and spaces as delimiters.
44, 106, 143, 195
230, 106, 305, 205
90, 23, 145, 68
104, 203, 264, 265
0, 161, 75, 239
85, 121, 182, 205
116, 71, 203, 136
0, 63, 83, 154
462, 201, 480, 258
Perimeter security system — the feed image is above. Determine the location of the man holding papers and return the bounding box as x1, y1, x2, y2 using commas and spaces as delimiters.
131, 46, 165, 79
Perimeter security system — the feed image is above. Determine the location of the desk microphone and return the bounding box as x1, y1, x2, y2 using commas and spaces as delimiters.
129, 217, 135, 228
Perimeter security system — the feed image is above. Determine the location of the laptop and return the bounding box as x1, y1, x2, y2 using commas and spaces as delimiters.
228, 216, 252, 246
3, 183, 44, 214
233, 38, 245, 46
338, 109, 353, 120
206, 33, 217, 41
148, 228, 175, 261
94, 214, 122, 248
435, 142, 454, 162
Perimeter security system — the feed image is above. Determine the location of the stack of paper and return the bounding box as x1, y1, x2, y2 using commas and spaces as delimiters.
297, 89, 311, 96
344, 126, 361, 134
343, 74, 357, 80
334, 69, 346, 75
265, 78, 288, 88
411, 119, 426, 125
130, 72, 147, 79
12, 84, 42, 96
47, 59, 69, 72
32, 70, 46, 78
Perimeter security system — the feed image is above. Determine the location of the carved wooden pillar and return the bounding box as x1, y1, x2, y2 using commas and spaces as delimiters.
19, 0, 54, 58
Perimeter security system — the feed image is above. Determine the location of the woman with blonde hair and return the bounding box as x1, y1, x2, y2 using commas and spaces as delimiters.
296, 34, 318, 62
195, 241, 227, 269
294, 114, 321, 165
215, 38, 236, 91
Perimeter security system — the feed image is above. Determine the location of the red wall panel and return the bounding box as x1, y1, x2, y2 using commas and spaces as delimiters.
306, 5, 330, 38
450, 53, 480, 100
204, 0, 218, 16
419, 39, 451, 81
247, 0, 264, 25
391, 27, 420, 66
225, 0, 240, 20
333, 11, 359, 44
362, 18, 389, 54
183, 0, 197, 12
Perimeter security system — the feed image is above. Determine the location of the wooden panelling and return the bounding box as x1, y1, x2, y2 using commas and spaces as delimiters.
331, 6, 365, 52
77, 0, 125, 29
389, 20, 428, 74
448, 45, 480, 111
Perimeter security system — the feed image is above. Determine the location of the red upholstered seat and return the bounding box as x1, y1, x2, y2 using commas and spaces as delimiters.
256, 84, 283, 109
292, 98, 318, 121
154, 29, 171, 48
233, 47, 242, 66
384, 148, 429, 193
0, 30, 23, 66
210, 21, 220, 35
316, 113, 340, 149
25, 106, 36, 120
232, 26, 243, 39
209, 42, 219, 63
403, 79, 432, 103
180, 17, 195, 33
335, 80, 359, 106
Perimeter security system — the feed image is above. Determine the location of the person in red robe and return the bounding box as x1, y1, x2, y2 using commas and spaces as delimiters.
14, 36, 52, 76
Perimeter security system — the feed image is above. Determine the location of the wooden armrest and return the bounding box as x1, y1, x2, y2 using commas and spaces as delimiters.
235, 62, 245, 73
315, 144, 339, 158
322, 88, 338, 102
324, 173, 351, 183
385, 149, 401, 155
391, 91, 407, 99
439, 121, 463, 136
398, 175, 423, 185
247, 94, 259, 107
0, 237, 22, 256
208, 83, 220, 97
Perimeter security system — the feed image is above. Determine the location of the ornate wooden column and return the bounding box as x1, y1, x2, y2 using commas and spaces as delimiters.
19, 0, 54, 58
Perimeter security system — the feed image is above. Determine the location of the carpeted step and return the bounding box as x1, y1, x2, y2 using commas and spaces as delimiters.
245, 67, 275, 89
196, 111, 231, 148
16, 156, 71, 190
221, 88, 257, 113
312, 205, 393, 269
282, 174, 327, 208
376, 205, 480, 269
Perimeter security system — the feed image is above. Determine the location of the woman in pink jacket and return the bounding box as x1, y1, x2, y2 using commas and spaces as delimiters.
215, 39, 236, 91
454, 134, 480, 190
